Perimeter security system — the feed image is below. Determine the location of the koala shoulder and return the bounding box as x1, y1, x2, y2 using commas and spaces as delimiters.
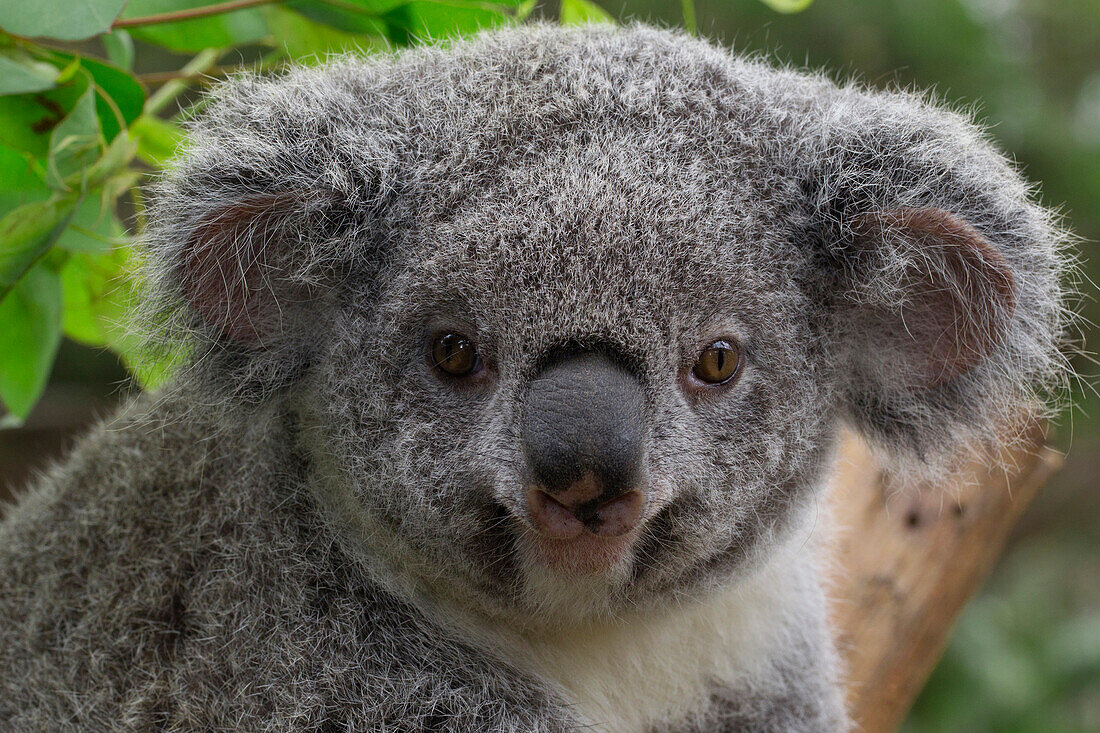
0, 395, 576, 731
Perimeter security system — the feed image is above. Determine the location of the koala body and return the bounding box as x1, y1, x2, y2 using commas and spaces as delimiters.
0, 24, 1069, 732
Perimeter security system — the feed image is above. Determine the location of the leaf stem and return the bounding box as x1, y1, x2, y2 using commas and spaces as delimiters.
113, 0, 285, 29
681, 0, 697, 36
144, 48, 222, 116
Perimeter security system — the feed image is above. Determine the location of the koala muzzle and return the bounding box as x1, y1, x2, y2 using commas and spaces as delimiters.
521, 351, 648, 539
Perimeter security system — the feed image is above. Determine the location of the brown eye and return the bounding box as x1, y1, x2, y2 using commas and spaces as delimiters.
692, 340, 742, 385
431, 333, 481, 377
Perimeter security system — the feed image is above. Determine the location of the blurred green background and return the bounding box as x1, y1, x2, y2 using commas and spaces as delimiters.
0, 1, 1096, 730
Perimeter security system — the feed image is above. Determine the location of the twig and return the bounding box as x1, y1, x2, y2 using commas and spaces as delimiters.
113, 0, 285, 29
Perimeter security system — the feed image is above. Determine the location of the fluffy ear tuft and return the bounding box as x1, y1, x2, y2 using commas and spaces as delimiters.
847, 206, 1017, 388
178, 192, 324, 344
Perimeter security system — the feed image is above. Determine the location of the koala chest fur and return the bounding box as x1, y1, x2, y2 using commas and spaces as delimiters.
506, 525, 829, 732
391, 505, 838, 733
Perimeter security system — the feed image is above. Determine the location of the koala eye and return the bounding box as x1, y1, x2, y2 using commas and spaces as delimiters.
692, 340, 742, 385
430, 333, 481, 377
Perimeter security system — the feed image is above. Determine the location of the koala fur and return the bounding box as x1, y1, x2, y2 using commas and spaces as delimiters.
0, 23, 1072, 732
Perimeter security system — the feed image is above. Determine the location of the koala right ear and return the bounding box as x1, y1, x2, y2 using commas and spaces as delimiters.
842, 206, 1018, 389
801, 89, 1072, 471
169, 187, 351, 345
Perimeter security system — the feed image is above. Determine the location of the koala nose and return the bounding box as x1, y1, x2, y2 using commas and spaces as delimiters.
527, 481, 645, 539
521, 351, 648, 538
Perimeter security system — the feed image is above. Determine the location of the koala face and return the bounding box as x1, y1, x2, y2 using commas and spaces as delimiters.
306, 136, 834, 622
152, 25, 1067, 627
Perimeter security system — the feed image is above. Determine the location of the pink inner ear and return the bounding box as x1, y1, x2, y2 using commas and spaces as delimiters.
178, 195, 299, 344
852, 207, 1018, 387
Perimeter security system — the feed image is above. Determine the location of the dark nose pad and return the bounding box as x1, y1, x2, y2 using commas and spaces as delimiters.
521, 351, 648, 538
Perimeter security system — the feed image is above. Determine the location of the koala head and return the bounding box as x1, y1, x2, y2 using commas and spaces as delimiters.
146, 25, 1070, 625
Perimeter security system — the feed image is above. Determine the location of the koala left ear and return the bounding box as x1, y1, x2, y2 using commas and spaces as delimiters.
843, 206, 1017, 388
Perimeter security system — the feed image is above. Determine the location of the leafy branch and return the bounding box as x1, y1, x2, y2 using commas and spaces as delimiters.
113, 0, 285, 29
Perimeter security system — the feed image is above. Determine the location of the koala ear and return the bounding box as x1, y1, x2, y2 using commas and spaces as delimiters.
171, 188, 348, 345
803, 90, 1072, 471
843, 206, 1017, 388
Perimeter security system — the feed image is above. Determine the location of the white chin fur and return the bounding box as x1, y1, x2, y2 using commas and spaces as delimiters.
516, 530, 635, 623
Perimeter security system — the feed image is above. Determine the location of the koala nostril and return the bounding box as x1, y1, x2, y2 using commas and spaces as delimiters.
527, 489, 585, 539
526, 484, 646, 539
590, 490, 645, 537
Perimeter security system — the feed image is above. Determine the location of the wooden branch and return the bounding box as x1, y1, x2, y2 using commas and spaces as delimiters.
113, 0, 283, 29
828, 425, 1062, 733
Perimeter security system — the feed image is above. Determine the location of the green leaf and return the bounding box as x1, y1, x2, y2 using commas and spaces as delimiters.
559, 0, 614, 25
0, 51, 140, 158
0, 262, 63, 420
130, 114, 185, 167
0, 0, 129, 41
40, 52, 146, 142
121, 0, 270, 53
265, 7, 388, 62
0, 194, 80, 297
60, 248, 119, 345
0, 50, 59, 96
121, 338, 184, 391
80, 131, 138, 191
386, 1, 513, 44
0, 145, 49, 217
285, 0, 391, 36
0, 95, 58, 158
0, 69, 98, 158
47, 87, 104, 191
80, 56, 147, 142
102, 29, 135, 70
514, 0, 538, 21
0, 62, 135, 157
54, 57, 83, 85
56, 196, 124, 254
754, 0, 814, 13
61, 245, 184, 389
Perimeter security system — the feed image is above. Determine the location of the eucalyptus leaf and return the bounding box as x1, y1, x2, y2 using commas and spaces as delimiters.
559, 0, 614, 25
0, 145, 49, 217
61, 245, 183, 389
56, 197, 125, 254
514, 0, 538, 21
0, 262, 63, 421
0, 74, 94, 158
130, 115, 185, 167
47, 88, 104, 191
0, 0, 128, 41
0, 194, 80, 297
61, 248, 125, 345
102, 29, 135, 70
0, 51, 59, 96
40, 51, 146, 141
80, 132, 138, 192
755, 0, 814, 13
386, 1, 513, 44
61, 55, 147, 142
266, 7, 389, 61
285, 0, 391, 36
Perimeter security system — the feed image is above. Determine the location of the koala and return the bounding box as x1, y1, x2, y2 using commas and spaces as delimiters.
0, 23, 1071, 732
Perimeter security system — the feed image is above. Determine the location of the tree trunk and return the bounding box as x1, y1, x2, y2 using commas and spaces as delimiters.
829, 425, 1062, 732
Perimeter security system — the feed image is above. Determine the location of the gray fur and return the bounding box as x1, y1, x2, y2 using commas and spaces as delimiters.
0, 23, 1072, 731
